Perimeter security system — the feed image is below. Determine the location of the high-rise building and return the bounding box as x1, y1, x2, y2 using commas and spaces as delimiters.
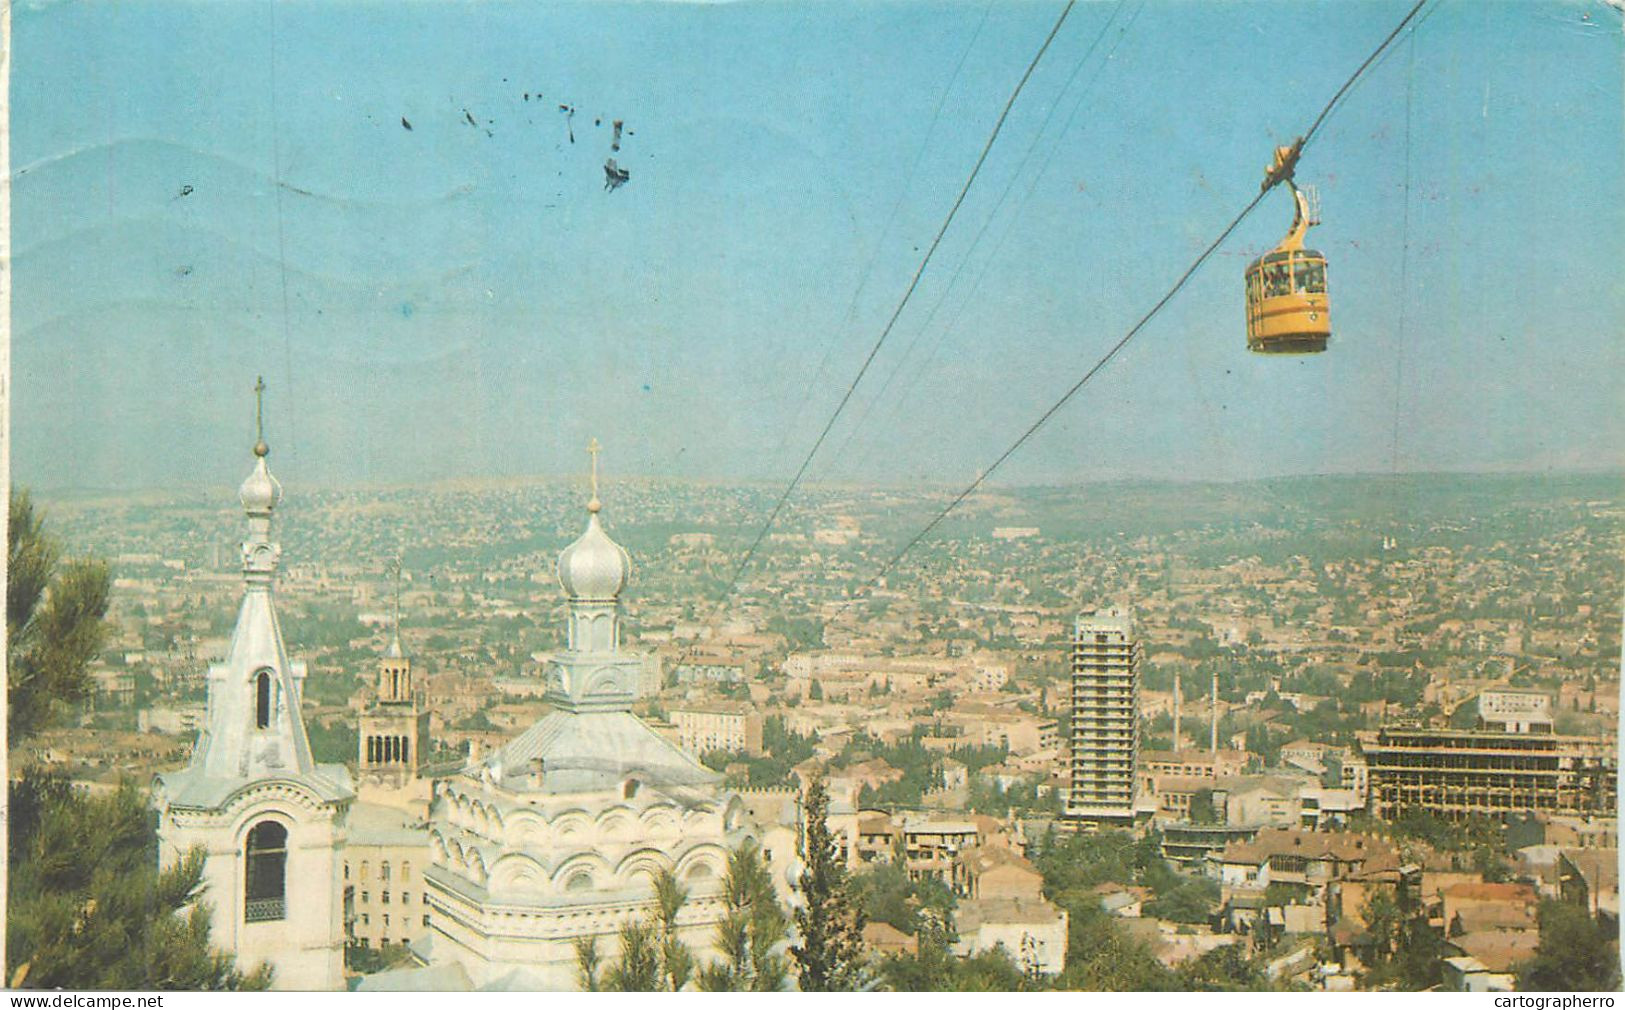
153, 386, 352, 990
1066, 607, 1140, 829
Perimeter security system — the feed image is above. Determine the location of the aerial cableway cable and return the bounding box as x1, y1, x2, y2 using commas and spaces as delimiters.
770, 0, 996, 470
854, 0, 1433, 599
824, 0, 1140, 482
1391, 28, 1417, 477
706, 0, 1080, 612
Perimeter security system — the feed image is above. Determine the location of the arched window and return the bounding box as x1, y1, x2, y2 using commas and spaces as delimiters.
244, 821, 288, 922
361, 860, 370, 882
565, 870, 594, 893
254, 670, 273, 729
401, 861, 411, 882
381, 861, 392, 882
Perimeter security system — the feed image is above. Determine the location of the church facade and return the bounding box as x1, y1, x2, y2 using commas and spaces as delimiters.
152, 413, 353, 991
420, 457, 758, 989
154, 421, 790, 991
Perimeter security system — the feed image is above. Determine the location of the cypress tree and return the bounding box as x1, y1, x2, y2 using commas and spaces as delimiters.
790, 775, 867, 991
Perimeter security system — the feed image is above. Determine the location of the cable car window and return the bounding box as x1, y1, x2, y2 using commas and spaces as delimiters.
1294, 261, 1326, 294
1263, 266, 1291, 297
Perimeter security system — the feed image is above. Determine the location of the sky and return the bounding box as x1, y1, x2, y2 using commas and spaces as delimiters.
11, 0, 1624, 493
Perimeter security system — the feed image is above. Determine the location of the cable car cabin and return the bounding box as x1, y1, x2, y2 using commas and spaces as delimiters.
1244, 180, 1330, 354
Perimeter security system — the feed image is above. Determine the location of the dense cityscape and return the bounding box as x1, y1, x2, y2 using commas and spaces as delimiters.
14, 463, 1620, 991
9, 0, 1621, 995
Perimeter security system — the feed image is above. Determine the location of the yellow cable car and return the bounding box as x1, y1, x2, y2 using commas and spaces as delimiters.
1245, 143, 1330, 354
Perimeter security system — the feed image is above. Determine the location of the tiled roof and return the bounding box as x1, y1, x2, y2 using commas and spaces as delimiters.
1215, 828, 1397, 868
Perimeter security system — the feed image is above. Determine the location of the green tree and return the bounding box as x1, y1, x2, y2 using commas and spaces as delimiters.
651, 868, 695, 991
791, 776, 867, 991
605, 919, 662, 992
6, 491, 260, 991
344, 942, 416, 976
1361, 890, 1445, 992
1176, 943, 1277, 991
5, 773, 271, 990
1189, 789, 1220, 825
1052, 901, 1175, 991
881, 912, 1031, 992
698, 841, 790, 991
573, 936, 603, 992
1472, 845, 1512, 884
8, 490, 111, 744
1389, 917, 1447, 991
1519, 901, 1620, 993
852, 861, 919, 934
1361, 889, 1400, 963
599, 869, 695, 991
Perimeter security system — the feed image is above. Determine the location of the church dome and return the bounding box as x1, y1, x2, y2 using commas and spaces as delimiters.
238, 448, 282, 514
557, 510, 630, 600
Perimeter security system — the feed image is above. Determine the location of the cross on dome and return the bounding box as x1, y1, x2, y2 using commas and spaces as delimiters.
239, 376, 282, 515
587, 437, 602, 514
252, 375, 269, 458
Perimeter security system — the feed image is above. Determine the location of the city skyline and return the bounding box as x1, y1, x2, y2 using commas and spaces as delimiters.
8, 1, 1622, 993
11, 1, 1623, 492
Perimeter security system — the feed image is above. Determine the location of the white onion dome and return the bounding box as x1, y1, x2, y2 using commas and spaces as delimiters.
557, 503, 631, 600
238, 442, 283, 514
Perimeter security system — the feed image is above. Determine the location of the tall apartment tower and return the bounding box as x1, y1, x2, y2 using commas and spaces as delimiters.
1067, 607, 1140, 829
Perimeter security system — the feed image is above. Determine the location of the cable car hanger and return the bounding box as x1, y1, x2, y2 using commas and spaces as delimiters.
1245, 136, 1332, 354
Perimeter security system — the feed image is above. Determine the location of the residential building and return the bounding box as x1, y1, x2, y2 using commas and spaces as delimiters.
345, 804, 431, 952
1207, 828, 1400, 899
670, 701, 764, 756
1140, 748, 1251, 783
1559, 849, 1620, 922
1066, 608, 1139, 829
954, 898, 1069, 976
954, 845, 1045, 900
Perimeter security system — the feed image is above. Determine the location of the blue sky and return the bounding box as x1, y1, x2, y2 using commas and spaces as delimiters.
11, 0, 1623, 491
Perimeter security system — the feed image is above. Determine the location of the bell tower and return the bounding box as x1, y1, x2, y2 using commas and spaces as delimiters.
152, 378, 353, 990
358, 557, 431, 807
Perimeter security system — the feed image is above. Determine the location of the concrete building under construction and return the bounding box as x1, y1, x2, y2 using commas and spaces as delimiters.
1357, 692, 1617, 821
